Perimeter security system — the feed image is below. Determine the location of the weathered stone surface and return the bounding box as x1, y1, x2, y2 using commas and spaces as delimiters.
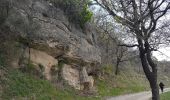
81, 67, 94, 90
0, 0, 101, 89
81, 67, 89, 83
2, 0, 101, 65
24, 48, 58, 80
61, 64, 80, 90
61, 65, 94, 90
88, 76, 94, 90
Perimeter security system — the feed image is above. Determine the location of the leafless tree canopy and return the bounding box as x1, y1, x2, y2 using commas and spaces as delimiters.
94, 0, 170, 49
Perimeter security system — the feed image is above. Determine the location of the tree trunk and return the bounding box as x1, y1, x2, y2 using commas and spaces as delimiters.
115, 59, 120, 75
138, 39, 160, 100
139, 53, 160, 100
150, 77, 160, 100
28, 45, 31, 65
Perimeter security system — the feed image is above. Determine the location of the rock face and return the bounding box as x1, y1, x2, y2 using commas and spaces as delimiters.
0, 0, 101, 90
81, 67, 94, 91
62, 65, 95, 90
62, 64, 80, 89
24, 48, 58, 80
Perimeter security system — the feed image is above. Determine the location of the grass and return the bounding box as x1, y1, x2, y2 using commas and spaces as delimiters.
0, 67, 100, 100
96, 76, 147, 97
160, 91, 170, 100
96, 66, 149, 98
0, 65, 149, 100
0, 61, 151, 100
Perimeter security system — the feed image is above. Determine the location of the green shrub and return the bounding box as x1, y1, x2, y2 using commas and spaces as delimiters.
79, 6, 93, 28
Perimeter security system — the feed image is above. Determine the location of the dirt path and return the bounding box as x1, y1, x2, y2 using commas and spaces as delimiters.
106, 88, 170, 100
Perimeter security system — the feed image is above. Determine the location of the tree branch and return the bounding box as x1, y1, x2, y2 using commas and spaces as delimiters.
118, 44, 139, 47
94, 0, 134, 27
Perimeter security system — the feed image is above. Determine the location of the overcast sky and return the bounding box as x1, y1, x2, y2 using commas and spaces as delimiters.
90, 1, 170, 61
153, 47, 170, 61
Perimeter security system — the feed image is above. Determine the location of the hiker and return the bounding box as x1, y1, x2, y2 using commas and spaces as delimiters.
159, 82, 165, 93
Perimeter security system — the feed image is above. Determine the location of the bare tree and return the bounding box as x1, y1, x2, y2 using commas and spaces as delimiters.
93, 10, 136, 75
114, 45, 127, 75
94, 0, 170, 100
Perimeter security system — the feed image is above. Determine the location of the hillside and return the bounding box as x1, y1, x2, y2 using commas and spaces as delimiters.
0, 0, 170, 100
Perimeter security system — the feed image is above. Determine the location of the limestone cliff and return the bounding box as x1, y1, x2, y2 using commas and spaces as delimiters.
0, 0, 101, 90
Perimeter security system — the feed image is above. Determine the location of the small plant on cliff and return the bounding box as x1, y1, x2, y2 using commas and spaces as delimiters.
51, 0, 93, 28
79, 6, 93, 28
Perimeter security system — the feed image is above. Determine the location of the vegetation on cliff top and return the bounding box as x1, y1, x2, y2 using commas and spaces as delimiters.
51, 0, 93, 28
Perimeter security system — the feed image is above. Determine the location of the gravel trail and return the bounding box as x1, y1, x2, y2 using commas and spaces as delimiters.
106, 88, 170, 100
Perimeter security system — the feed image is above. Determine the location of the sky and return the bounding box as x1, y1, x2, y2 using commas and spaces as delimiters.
90, 1, 170, 61
153, 47, 170, 61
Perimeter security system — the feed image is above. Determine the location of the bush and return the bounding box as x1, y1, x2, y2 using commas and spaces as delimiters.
79, 6, 93, 28
51, 0, 93, 28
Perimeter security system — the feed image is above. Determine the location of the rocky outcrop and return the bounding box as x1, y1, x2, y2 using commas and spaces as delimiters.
81, 67, 94, 91
62, 65, 94, 90
2, 0, 101, 64
62, 64, 80, 89
24, 48, 58, 80
0, 0, 101, 90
